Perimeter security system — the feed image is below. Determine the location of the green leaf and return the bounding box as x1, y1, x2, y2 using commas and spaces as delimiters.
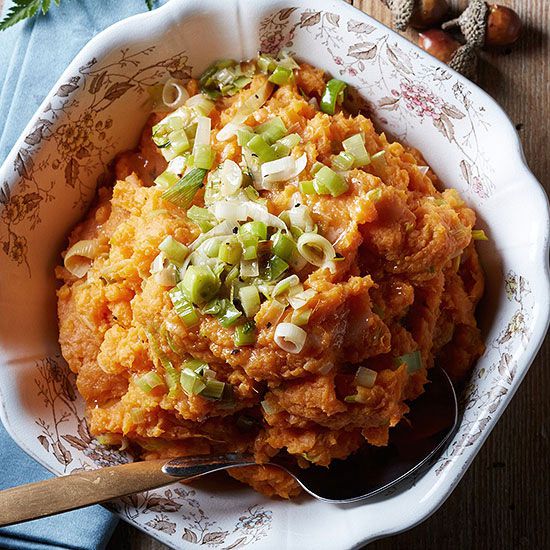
145, 0, 154, 10
0, 0, 56, 31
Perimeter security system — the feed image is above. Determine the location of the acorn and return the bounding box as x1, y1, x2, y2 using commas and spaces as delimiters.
409, 0, 450, 30
486, 4, 522, 47
442, 0, 522, 49
418, 29, 461, 64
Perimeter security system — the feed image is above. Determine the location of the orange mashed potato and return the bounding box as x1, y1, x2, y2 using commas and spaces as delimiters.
56, 64, 484, 498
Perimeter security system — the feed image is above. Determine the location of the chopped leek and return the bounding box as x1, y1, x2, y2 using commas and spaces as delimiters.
314, 166, 348, 197
169, 286, 200, 327
354, 366, 377, 388
237, 128, 255, 147
320, 78, 347, 115
272, 133, 302, 158
268, 65, 293, 85
239, 221, 267, 241
332, 151, 355, 171
271, 232, 296, 262
274, 322, 307, 354
181, 265, 221, 305
201, 379, 226, 399
247, 134, 277, 163
218, 237, 242, 265
238, 231, 259, 261
217, 300, 242, 327
266, 256, 289, 281
257, 54, 277, 73
234, 320, 256, 346
159, 236, 189, 268
180, 367, 207, 396
135, 371, 164, 393
291, 306, 312, 326
239, 285, 261, 318
342, 133, 370, 167
255, 117, 288, 144
297, 233, 336, 267
193, 144, 215, 170
162, 168, 207, 209
154, 170, 180, 188
300, 180, 315, 195
395, 350, 423, 373
187, 206, 217, 233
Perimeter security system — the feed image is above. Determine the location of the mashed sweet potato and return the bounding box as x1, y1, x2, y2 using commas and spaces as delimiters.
56, 61, 484, 498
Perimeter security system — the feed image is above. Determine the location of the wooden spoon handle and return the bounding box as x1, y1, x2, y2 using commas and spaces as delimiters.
0, 454, 253, 527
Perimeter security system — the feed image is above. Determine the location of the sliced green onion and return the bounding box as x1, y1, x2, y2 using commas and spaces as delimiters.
271, 232, 296, 262
320, 78, 347, 115
154, 170, 180, 188
218, 237, 242, 265
239, 285, 261, 318
395, 350, 423, 373
297, 233, 336, 267
255, 117, 288, 144
300, 180, 316, 195
266, 256, 289, 281
355, 366, 377, 388
169, 286, 200, 327
135, 371, 165, 393
246, 134, 277, 163
343, 133, 370, 167
287, 287, 316, 309
187, 206, 217, 233
234, 320, 256, 346
472, 229, 488, 241
159, 236, 189, 268
268, 65, 293, 85
162, 168, 207, 209
332, 151, 355, 171
314, 166, 348, 197
201, 379, 226, 399
274, 322, 307, 354
181, 265, 221, 305
180, 367, 206, 396
217, 300, 242, 327
239, 221, 267, 241
291, 307, 312, 326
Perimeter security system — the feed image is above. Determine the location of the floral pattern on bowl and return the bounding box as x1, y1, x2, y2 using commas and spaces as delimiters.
0, 1, 548, 548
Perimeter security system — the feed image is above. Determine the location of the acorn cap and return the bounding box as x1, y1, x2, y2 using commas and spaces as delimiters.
449, 43, 479, 79
442, 0, 489, 47
384, 0, 416, 31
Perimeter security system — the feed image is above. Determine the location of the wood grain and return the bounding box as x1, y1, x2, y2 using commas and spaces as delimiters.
110, 1, 549, 548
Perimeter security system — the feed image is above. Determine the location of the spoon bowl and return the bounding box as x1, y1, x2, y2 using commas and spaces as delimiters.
0, 368, 457, 527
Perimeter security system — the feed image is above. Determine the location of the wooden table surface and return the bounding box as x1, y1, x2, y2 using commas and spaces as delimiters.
109, 1, 549, 548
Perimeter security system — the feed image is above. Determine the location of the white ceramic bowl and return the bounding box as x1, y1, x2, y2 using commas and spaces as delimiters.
0, 0, 548, 547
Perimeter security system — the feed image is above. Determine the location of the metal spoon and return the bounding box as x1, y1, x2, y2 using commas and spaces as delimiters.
0, 367, 457, 526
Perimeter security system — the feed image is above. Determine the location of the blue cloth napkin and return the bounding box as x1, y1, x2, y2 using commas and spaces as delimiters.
0, 1, 167, 548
